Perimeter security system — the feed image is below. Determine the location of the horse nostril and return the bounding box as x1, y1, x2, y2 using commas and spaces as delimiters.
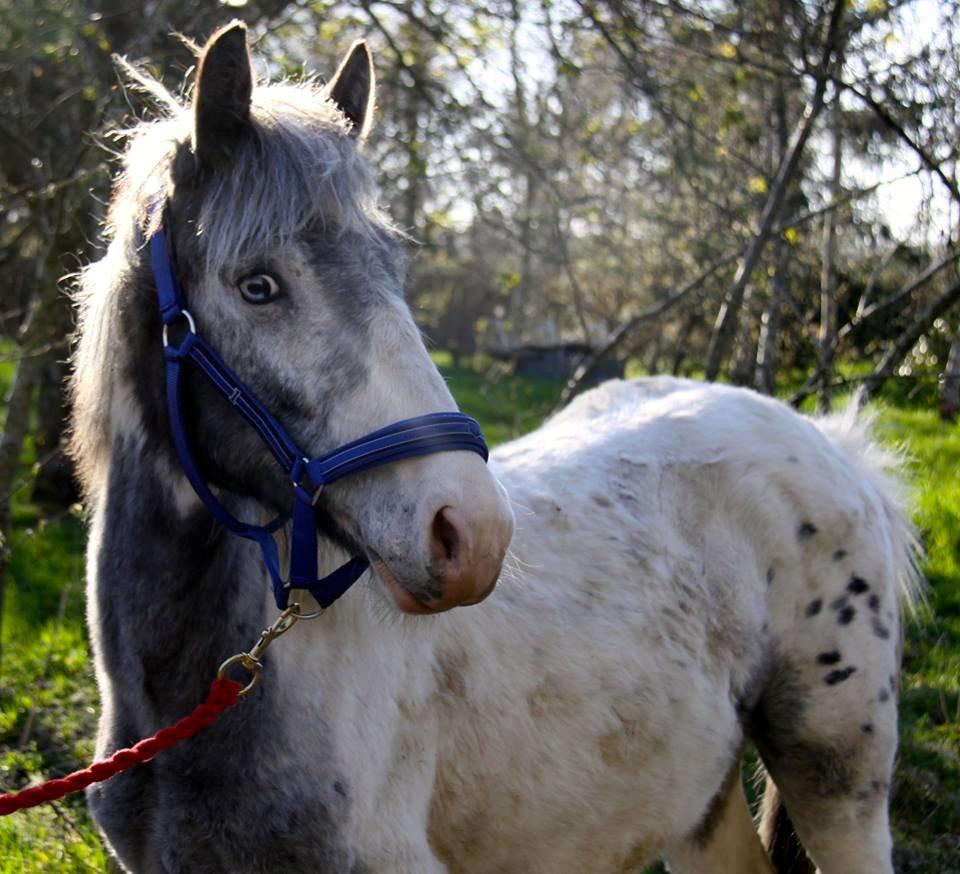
417, 502, 507, 609
432, 506, 461, 565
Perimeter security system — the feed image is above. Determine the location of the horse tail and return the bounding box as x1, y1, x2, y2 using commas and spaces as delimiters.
811, 401, 925, 614
758, 780, 815, 874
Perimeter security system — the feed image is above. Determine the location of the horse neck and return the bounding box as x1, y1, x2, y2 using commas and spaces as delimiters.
87, 428, 273, 720
87, 419, 414, 721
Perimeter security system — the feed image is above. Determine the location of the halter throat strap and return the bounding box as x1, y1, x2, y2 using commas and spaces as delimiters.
149, 220, 488, 611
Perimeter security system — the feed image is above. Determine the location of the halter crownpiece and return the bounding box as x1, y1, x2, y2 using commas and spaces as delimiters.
148, 204, 489, 612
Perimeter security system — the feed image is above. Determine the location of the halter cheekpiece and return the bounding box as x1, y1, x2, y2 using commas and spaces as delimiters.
148, 204, 489, 612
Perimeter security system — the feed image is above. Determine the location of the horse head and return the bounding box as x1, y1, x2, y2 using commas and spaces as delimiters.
109, 23, 514, 614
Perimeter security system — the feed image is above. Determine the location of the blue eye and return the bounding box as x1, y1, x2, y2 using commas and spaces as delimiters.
238, 273, 281, 304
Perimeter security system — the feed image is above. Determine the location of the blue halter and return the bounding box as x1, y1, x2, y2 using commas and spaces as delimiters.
149, 215, 488, 611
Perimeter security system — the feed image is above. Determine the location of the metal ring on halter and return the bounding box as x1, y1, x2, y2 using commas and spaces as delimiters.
289, 602, 325, 620
217, 652, 263, 697
162, 309, 197, 347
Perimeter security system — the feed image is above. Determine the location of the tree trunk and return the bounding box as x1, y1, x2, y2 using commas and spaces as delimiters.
0, 301, 44, 679
818, 88, 843, 412
756, 240, 791, 395
31, 349, 79, 511
646, 331, 664, 375
553, 213, 593, 345
730, 285, 758, 386
509, 171, 538, 339
755, 297, 781, 395
0, 347, 41, 528
754, 44, 792, 399
505, 0, 536, 342
940, 336, 960, 421
672, 311, 699, 375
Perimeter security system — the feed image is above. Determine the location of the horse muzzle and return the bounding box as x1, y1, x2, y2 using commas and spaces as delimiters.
369, 502, 513, 614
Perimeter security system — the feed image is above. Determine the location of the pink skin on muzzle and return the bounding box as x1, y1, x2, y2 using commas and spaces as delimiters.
371, 502, 512, 614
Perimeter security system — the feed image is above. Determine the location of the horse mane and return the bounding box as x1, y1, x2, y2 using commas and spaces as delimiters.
69, 60, 393, 495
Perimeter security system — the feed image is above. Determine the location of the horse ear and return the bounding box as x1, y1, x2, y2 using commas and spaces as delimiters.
193, 21, 254, 168
326, 41, 375, 140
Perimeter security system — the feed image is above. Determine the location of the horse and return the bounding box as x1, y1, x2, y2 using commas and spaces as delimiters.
69, 22, 919, 874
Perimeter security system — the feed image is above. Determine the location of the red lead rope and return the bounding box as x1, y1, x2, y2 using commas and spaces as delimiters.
0, 677, 243, 816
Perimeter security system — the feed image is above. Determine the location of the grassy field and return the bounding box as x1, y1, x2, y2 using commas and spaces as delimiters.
0, 352, 957, 872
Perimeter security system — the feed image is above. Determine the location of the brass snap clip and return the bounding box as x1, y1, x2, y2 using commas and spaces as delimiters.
217, 604, 301, 698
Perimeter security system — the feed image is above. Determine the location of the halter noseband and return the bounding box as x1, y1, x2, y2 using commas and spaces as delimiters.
148, 209, 488, 612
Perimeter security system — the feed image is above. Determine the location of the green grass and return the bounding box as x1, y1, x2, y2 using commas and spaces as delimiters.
878, 405, 960, 870
0, 350, 107, 872
0, 355, 957, 871
430, 350, 559, 445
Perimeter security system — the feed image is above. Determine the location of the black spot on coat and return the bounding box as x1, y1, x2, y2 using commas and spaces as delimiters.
837, 605, 856, 625
832, 549, 848, 561
824, 666, 857, 685
816, 651, 842, 665
797, 522, 818, 542
805, 599, 822, 618
847, 575, 870, 595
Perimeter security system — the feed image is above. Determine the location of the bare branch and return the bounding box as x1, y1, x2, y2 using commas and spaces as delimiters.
840, 249, 960, 339
860, 279, 960, 400
839, 78, 960, 207
358, 1, 439, 111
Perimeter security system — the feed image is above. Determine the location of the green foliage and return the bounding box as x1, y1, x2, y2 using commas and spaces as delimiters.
0, 362, 957, 869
